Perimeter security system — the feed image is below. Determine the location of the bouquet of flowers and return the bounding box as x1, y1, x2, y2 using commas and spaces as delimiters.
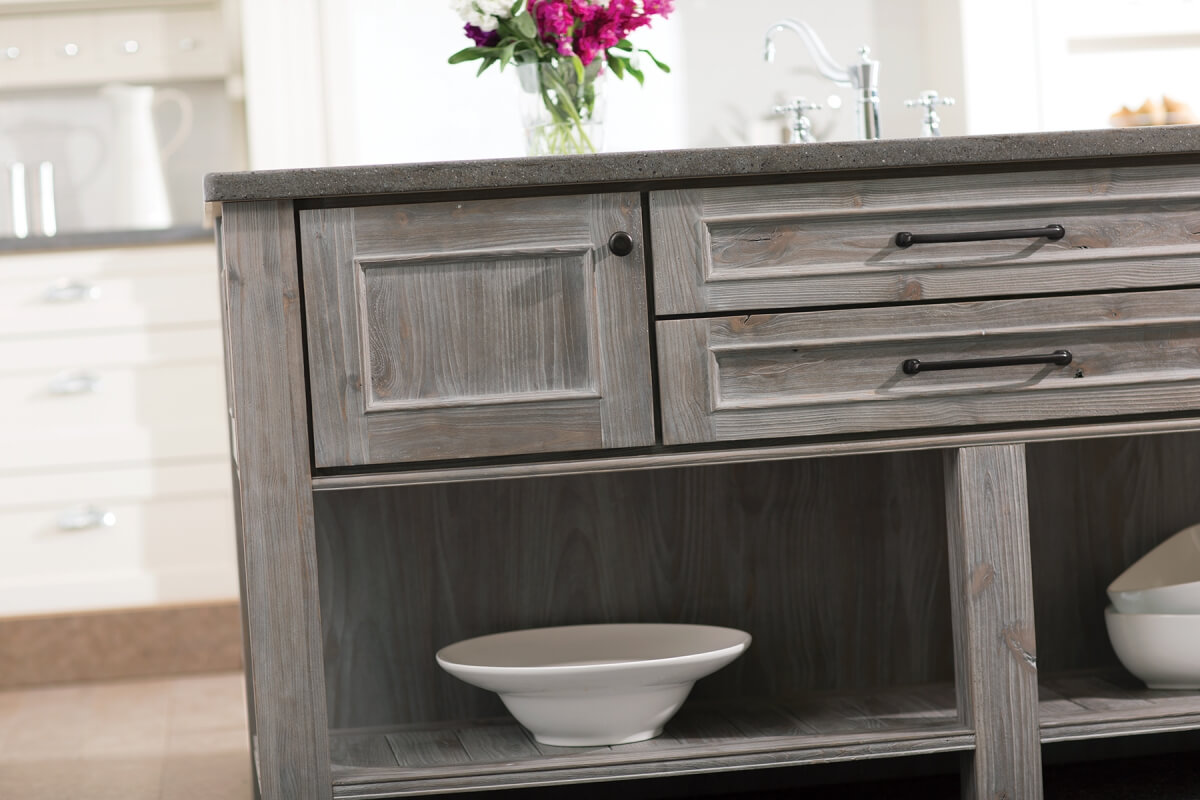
449, 0, 673, 154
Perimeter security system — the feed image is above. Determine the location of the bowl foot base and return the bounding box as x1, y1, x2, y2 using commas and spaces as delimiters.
533, 727, 664, 747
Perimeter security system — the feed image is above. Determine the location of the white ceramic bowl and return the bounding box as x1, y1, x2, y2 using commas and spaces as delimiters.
1107, 523, 1200, 614
1105, 605, 1200, 689
435, 623, 751, 746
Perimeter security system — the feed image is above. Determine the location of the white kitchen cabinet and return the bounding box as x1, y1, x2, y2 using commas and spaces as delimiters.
0, 241, 237, 616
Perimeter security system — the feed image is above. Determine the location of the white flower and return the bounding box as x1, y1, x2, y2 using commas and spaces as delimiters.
450, 0, 512, 32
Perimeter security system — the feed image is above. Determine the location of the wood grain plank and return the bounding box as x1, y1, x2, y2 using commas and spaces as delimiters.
329, 732, 399, 769
315, 454, 954, 729
945, 444, 1042, 800
1041, 674, 1155, 713
323, 689, 975, 796
219, 200, 331, 800
301, 194, 654, 467
385, 729, 473, 769
651, 163, 1200, 313
456, 724, 542, 762
312, 418, 1200, 492
659, 290, 1200, 446
1027, 432, 1200, 673
299, 207, 369, 467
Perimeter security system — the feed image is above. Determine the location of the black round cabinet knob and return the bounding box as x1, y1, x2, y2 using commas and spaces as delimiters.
608, 231, 635, 257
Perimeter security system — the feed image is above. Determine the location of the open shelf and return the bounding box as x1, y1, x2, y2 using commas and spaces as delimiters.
328, 685, 971, 798
1040, 671, 1200, 742
321, 670, 1200, 797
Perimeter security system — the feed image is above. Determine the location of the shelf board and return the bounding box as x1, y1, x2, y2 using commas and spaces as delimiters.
1040, 671, 1200, 742
311, 417, 1200, 491
328, 685, 971, 798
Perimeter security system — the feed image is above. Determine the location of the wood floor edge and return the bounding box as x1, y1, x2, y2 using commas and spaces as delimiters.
0, 600, 244, 689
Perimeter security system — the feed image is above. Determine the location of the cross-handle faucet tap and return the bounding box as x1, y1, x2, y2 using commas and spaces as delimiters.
763, 19, 881, 140
905, 90, 955, 137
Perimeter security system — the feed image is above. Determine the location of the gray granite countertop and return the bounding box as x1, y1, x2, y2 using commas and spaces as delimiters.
203, 126, 1200, 204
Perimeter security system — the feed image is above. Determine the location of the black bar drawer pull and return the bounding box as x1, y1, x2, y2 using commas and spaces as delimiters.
902, 349, 1072, 375
895, 224, 1065, 248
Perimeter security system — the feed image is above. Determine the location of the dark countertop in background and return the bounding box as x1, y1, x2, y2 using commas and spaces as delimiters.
203, 125, 1200, 204
0, 225, 212, 254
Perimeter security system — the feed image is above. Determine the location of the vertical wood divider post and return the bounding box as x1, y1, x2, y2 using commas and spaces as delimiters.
944, 444, 1043, 799
220, 200, 331, 800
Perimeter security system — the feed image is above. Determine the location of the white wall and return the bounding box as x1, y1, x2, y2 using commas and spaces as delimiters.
239, 0, 1200, 168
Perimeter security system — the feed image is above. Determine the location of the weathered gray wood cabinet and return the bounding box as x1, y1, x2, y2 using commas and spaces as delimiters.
208, 129, 1200, 800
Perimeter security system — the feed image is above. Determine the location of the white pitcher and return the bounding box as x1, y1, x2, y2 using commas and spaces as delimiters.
100, 83, 193, 230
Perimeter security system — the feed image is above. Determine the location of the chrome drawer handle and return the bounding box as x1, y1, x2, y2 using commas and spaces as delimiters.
902, 350, 1073, 375
43, 279, 101, 303
56, 506, 117, 532
895, 224, 1065, 248
47, 371, 102, 395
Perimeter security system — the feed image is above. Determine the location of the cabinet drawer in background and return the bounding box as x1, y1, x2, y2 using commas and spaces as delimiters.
300, 194, 655, 467
651, 164, 1200, 314
658, 289, 1200, 445
0, 243, 221, 336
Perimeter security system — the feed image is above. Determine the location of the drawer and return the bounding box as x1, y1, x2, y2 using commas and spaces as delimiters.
0, 243, 221, 336
651, 164, 1200, 314
0, 460, 230, 509
0, 357, 229, 471
657, 289, 1200, 445
0, 488, 237, 616
301, 194, 655, 467
0, 325, 223, 374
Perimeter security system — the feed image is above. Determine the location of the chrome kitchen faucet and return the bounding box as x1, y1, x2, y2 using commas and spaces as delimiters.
763, 19, 880, 141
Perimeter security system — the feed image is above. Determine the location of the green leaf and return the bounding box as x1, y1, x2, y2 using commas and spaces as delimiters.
641, 48, 671, 73
607, 53, 626, 79
613, 39, 634, 51
627, 64, 645, 85
476, 56, 498, 76
497, 41, 517, 69
514, 10, 537, 38
570, 54, 585, 84
449, 46, 492, 64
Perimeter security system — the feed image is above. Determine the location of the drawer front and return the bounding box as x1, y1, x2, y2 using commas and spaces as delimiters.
651, 164, 1200, 314
0, 243, 219, 336
301, 194, 655, 467
0, 489, 237, 616
0, 325, 223, 374
0, 270, 220, 337
658, 289, 1200, 445
0, 358, 229, 471
0, 460, 230, 509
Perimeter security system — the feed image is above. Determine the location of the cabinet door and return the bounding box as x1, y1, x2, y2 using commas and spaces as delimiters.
301, 193, 655, 467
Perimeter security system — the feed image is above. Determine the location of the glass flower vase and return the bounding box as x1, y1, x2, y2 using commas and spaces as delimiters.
516, 60, 606, 156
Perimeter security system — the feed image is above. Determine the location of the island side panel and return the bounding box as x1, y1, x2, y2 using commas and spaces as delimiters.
220, 200, 331, 799
944, 444, 1042, 800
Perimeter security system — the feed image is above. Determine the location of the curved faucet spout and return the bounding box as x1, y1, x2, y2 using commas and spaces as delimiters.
763, 18, 853, 87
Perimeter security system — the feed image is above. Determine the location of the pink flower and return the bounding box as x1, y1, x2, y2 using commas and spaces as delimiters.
527, 0, 673, 66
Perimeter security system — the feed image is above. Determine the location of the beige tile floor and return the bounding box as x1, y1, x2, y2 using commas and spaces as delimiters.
0, 672, 253, 799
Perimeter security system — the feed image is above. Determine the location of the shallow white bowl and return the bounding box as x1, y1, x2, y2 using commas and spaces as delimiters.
435, 623, 751, 746
1104, 605, 1200, 690
1107, 523, 1200, 614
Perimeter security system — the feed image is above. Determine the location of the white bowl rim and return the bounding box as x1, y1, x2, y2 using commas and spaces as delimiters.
1107, 523, 1200, 594
1103, 604, 1200, 619
436, 623, 751, 677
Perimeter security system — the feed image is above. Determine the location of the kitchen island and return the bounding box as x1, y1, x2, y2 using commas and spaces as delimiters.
207, 125, 1200, 800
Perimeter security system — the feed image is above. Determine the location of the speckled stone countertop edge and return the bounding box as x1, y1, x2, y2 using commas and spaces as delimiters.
203, 126, 1200, 204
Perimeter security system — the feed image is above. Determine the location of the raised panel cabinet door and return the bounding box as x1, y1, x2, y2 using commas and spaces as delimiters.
301, 193, 655, 467
658, 288, 1200, 445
